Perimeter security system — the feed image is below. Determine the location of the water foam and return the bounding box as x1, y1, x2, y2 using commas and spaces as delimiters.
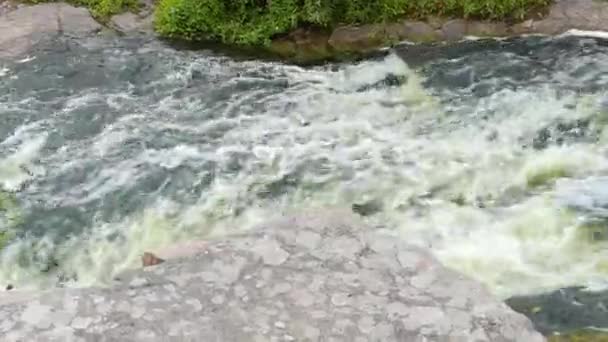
1, 37, 608, 300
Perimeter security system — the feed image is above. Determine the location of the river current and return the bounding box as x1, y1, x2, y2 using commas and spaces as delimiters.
1, 33, 608, 307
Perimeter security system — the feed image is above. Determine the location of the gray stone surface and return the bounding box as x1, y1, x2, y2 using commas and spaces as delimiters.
0, 209, 545, 341
510, 0, 608, 35
386, 21, 441, 43
109, 12, 153, 34
0, 3, 101, 59
328, 25, 386, 52
441, 19, 468, 41
467, 21, 508, 38
0, 0, 18, 16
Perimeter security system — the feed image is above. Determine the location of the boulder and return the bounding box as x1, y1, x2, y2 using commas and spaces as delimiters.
0, 209, 545, 341
467, 21, 509, 38
0, 3, 101, 59
441, 19, 468, 41
109, 12, 153, 34
386, 20, 440, 43
328, 24, 387, 53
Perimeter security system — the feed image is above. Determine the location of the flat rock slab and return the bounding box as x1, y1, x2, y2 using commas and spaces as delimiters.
0, 209, 545, 341
0, 2, 101, 59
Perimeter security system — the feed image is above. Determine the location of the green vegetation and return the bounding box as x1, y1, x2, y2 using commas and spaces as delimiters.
154, 0, 551, 46
86, 0, 137, 19
24, 0, 137, 20
0, 190, 23, 250
526, 166, 570, 188
548, 330, 608, 342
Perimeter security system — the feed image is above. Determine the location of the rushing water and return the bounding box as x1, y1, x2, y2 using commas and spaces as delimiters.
1, 33, 608, 304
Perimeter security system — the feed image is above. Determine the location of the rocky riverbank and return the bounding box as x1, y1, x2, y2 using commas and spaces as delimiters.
268, 0, 608, 63
2, 0, 608, 63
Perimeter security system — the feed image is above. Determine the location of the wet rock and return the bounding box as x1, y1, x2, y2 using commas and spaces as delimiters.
0, 3, 101, 59
386, 20, 440, 43
529, 118, 594, 150
441, 19, 468, 41
426, 16, 445, 30
533, 19, 569, 35
354, 73, 407, 92
269, 29, 334, 64
467, 21, 509, 37
151, 240, 207, 260
0, 209, 545, 341
328, 24, 387, 53
511, 19, 535, 35
558, 0, 607, 31
268, 38, 297, 59
58, 3, 102, 36
141, 252, 164, 267
351, 199, 383, 217
264, 0, 608, 64
506, 286, 608, 335
109, 12, 153, 34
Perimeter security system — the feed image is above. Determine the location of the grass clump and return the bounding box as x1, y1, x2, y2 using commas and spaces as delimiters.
154, 0, 551, 46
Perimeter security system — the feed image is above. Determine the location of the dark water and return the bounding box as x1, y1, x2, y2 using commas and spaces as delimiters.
2, 34, 608, 334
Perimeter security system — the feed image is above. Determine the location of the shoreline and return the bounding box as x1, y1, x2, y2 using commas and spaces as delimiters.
2, 0, 608, 63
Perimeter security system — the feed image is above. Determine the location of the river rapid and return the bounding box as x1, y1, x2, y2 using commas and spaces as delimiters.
1, 33, 608, 313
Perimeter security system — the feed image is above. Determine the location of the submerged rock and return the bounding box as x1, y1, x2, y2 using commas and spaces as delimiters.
351, 199, 383, 216
0, 209, 545, 341
506, 286, 608, 335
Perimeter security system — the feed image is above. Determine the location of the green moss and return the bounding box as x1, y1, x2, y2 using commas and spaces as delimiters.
548, 330, 608, 342
526, 166, 570, 188
0, 230, 14, 250
154, 0, 552, 46
0, 190, 22, 228
23, 0, 137, 20
0, 190, 22, 250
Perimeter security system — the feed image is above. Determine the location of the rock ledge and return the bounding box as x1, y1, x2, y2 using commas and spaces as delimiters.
0, 209, 545, 341
0, 2, 101, 59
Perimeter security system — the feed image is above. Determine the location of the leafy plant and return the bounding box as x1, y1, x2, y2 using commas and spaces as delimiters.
154, 0, 551, 46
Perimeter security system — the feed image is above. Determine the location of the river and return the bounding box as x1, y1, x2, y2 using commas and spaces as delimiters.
1, 33, 608, 316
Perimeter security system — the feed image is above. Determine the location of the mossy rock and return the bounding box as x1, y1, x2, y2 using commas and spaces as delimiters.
526, 167, 570, 188
0, 190, 22, 250
548, 330, 608, 342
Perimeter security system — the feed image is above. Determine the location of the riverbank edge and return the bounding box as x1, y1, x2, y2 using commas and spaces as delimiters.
264, 0, 608, 64
2, 0, 608, 64
110, 0, 608, 64
100, 0, 608, 64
